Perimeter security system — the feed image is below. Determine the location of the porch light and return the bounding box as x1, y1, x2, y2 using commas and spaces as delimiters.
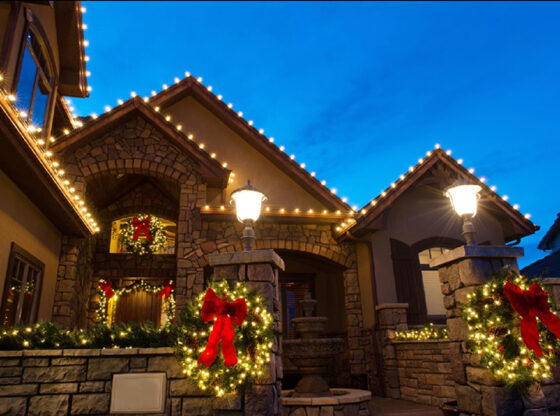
445, 179, 481, 245
231, 180, 267, 251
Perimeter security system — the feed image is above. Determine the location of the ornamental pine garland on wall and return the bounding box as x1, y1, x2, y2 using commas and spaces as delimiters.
119, 214, 167, 255
459, 268, 560, 391
174, 279, 276, 397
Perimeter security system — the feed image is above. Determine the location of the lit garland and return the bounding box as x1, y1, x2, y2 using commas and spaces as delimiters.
119, 214, 167, 256
394, 323, 448, 341
96, 279, 175, 325
459, 268, 560, 391
175, 280, 275, 397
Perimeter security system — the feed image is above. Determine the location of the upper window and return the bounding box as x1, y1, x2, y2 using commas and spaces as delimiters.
417, 247, 450, 322
0, 243, 43, 326
14, 28, 54, 132
109, 216, 176, 254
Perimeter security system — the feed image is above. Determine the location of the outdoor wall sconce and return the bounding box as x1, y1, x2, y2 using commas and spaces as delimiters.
445, 179, 481, 245
231, 180, 267, 251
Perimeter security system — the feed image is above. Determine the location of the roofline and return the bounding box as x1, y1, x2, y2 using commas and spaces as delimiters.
50, 97, 230, 184
343, 148, 539, 241
149, 76, 351, 212
538, 213, 560, 251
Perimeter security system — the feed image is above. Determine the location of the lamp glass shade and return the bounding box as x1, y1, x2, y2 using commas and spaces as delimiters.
445, 184, 482, 217
231, 188, 266, 222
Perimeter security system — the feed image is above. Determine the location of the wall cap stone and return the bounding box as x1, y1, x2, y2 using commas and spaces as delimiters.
430, 245, 524, 268
542, 278, 560, 285
376, 303, 409, 311
209, 249, 285, 270
0, 347, 175, 358
391, 339, 451, 344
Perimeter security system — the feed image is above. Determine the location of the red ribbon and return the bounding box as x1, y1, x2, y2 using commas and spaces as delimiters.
504, 281, 560, 357
132, 217, 152, 242
197, 288, 247, 368
158, 280, 175, 300
99, 280, 114, 299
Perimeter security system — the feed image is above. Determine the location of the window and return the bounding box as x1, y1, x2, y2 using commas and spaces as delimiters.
417, 247, 450, 323
109, 217, 176, 254
0, 243, 43, 326
14, 28, 53, 132
279, 274, 315, 338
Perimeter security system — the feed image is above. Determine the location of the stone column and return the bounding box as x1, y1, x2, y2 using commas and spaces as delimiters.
209, 249, 284, 416
374, 303, 408, 399
430, 245, 525, 416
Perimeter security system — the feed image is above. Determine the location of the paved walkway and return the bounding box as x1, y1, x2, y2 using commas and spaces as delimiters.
369, 397, 442, 416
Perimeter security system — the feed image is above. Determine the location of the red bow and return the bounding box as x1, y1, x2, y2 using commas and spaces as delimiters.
504, 281, 560, 357
132, 217, 152, 242
158, 280, 174, 300
99, 280, 114, 299
197, 288, 247, 368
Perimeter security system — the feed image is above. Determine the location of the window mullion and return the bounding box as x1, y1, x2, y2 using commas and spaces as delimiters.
15, 261, 29, 323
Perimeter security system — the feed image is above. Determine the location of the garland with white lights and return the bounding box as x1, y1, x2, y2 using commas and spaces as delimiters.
96, 279, 175, 325
119, 214, 167, 256
394, 323, 448, 341
459, 268, 560, 391
174, 280, 275, 397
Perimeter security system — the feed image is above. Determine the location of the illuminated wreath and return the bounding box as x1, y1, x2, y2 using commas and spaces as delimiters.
119, 214, 167, 256
174, 280, 275, 397
96, 279, 175, 326
459, 268, 560, 391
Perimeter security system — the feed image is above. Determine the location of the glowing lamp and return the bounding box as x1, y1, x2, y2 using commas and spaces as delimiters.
231, 181, 267, 250
445, 179, 482, 245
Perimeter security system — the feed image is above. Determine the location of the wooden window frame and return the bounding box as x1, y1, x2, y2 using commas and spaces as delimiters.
279, 273, 316, 337
0, 242, 44, 325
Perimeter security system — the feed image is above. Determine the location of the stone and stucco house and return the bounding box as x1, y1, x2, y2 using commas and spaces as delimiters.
0, 0, 539, 399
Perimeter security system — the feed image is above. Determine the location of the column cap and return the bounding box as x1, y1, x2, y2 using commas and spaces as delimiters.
375, 303, 409, 311
209, 249, 285, 271
430, 245, 524, 268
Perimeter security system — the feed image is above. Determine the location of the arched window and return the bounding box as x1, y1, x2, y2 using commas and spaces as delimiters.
13, 15, 55, 133
109, 216, 176, 254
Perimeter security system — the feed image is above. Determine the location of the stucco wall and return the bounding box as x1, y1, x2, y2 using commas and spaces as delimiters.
165, 97, 328, 211
371, 184, 506, 305
0, 169, 62, 322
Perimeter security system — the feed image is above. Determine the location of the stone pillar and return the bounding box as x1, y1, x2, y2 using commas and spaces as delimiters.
374, 303, 408, 399
52, 236, 92, 328
542, 278, 560, 310
209, 249, 284, 416
430, 245, 525, 416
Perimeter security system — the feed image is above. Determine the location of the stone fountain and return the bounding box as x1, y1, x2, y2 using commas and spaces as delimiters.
282, 293, 345, 397
282, 294, 372, 415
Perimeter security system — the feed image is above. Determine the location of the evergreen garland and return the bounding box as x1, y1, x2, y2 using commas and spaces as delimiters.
174, 279, 276, 397
459, 268, 560, 391
394, 323, 448, 341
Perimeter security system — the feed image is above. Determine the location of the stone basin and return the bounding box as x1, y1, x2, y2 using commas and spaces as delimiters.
282, 388, 372, 415
291, 317, 328, 339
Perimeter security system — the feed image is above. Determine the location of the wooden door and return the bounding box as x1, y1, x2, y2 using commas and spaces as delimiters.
114, 286, 161, 326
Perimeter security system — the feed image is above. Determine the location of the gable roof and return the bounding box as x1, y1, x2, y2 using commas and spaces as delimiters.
538, 213, 560, 251
521, 250, 560, 278
341, 147, 539, 243
50, 96, 229, 186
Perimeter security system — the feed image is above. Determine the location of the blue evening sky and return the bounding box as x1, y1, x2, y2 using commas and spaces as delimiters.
74, 1, 560, 267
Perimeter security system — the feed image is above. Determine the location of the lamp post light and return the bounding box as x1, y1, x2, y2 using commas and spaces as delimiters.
445, 179, 482, 245
231, 180, 267, 251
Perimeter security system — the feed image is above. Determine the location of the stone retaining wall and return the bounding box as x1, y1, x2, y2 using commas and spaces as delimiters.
0, 347, 246, 415
393, 340, 455, 407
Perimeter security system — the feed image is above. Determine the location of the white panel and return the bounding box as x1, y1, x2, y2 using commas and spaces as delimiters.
110, 372, 166, 414
422, 270, 446, 316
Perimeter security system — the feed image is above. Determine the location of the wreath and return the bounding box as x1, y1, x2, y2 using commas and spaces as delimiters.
119, 214, 167, 256
96, 279, 175, 326
459, 268, 560, 391
174, 280, 275, 396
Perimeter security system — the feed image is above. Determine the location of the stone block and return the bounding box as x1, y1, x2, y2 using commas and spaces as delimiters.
147, 355, 183, 378
87, 357, 128, 380
79, 381, 105, 393
455, 287, 477, 305
0, 366, 22, 377
459, 259, 493, 287
467, 366, 500, 386
170, 379, 211, 396
181, 397, 214, 415
247, 263, 275, 282
130, 357, 147, 369
40, 382, 78, 394
455, 384, 481, 414
481, 386, 523, 416
51, 357, 86, 366
0, 359, 20, 367
28, 394, 69, 416
245, 385, 275, 416
23, 365, 85, 383
71, 393, 110, 415
543, 384, 560, 408
0, 383, 37, 396
22, 358, 49, 367
214, 394, 242, 410
447, 318, 470, 341
0, 396, 27, 415
522, 384, 546, 409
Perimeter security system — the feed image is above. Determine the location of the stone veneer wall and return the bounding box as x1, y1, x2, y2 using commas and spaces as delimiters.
393, 340, 455, 407
0, 347, 249, 416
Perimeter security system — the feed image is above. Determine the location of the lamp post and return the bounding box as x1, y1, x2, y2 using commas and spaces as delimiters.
231, 180, 267, 251
445, 179, 482, 245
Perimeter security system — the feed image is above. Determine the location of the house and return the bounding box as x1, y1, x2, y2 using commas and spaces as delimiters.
0, 0, 538, 396
522, 213, 560, 278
